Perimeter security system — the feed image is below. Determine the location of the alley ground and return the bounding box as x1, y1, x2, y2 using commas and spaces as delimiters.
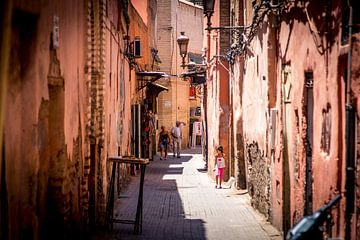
94, 148, 282, 240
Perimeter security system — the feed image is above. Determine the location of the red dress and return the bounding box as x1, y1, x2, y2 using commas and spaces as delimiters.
215, 156, 225, 177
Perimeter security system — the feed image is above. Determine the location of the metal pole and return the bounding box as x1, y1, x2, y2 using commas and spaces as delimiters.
204, 15, 212, 169
204, 85, 208, 169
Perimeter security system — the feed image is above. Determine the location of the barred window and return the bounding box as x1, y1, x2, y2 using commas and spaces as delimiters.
320, 104, 331, 154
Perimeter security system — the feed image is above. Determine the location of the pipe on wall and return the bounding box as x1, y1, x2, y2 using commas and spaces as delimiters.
345, 1, 354, 239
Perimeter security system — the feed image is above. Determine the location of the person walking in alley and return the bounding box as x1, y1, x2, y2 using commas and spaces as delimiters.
158, 126, 171, 160
171, 121, 183, 158
214, 146, 226, 188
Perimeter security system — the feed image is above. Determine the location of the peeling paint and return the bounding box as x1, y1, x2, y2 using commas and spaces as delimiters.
246, 141, 270, 218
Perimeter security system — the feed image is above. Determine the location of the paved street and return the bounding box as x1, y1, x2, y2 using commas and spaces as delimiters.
95, 148, 282, 240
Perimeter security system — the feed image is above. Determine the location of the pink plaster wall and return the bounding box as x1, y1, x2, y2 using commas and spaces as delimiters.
132, 0, 148, 26
206, 0, 231, 180
105, 0, 133, 159
230, 0, 346, 236
3, 0, 133, 238
5, 1, 87, 238
278, 2, 345, 235
274, 2, 345, 235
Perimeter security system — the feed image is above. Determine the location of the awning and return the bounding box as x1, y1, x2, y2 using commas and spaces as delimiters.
147, 82, 168, 97
136, 71, 174, 96
179, 70, 206, 78
179, 70, 206, 85
136, 71, 169, 81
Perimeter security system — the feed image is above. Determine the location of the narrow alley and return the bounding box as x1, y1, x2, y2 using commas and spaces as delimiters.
1, 0, 360, 239
94, 148, 281, 240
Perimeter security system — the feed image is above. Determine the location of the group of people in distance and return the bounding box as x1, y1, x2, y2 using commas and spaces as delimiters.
158, 121, 226, 189
158, 121, 183, 160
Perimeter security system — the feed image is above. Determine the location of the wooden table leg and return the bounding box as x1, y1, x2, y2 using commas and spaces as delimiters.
134, 164, 146, 234
105, 161, 117, 230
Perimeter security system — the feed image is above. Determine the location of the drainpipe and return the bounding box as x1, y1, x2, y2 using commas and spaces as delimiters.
345, 1, 354, 240
204, 18, 211, 170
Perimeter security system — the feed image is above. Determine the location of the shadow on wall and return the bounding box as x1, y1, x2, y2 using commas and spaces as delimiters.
281, 1, 341, 60
90, 155, 207, 240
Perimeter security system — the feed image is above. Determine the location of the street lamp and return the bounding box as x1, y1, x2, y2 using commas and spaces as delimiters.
177, 32, 189, 69
176, 30, 209, 170
203, 0, 215, 30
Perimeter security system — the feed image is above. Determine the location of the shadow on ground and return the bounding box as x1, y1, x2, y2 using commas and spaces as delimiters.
91, 153, 206, 240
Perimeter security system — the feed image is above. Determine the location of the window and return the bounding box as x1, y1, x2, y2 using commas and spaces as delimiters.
134, 37, 141, 57
195, 107, 201, 116
320, 104, 331, 154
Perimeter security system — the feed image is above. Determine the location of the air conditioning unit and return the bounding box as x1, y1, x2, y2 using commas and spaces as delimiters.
134, 37, 141, 58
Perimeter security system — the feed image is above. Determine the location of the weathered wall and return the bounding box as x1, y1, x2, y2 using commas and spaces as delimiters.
104, 0, 133, 195
230, 0, 346, 236
274, 2, 345, 235
229, 0, 247, 190
241, 13, 271, 217
129, 1, 150, 109
0, 2, 12, 238
2, 0, 132, 238
207, 61, 220, 171
206, 0, 231, 181
105, 0, 129, 157
231, 57, 247, 189
4, 1, 88, 238
129, 3, 150, 71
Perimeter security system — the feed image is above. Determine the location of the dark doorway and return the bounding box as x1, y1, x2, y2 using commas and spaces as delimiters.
282, 64, 292, 233
131, 104, 141, 158
304, 71, 314, 215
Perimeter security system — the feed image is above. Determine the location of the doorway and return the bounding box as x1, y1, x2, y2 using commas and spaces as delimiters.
304, 72, 314, 215
282, 64, 292, 233
131, 104, 141, 158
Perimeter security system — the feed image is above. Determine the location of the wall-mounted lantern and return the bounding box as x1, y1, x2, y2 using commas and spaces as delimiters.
177, 32, 189, 69
203, 0, 215, 30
